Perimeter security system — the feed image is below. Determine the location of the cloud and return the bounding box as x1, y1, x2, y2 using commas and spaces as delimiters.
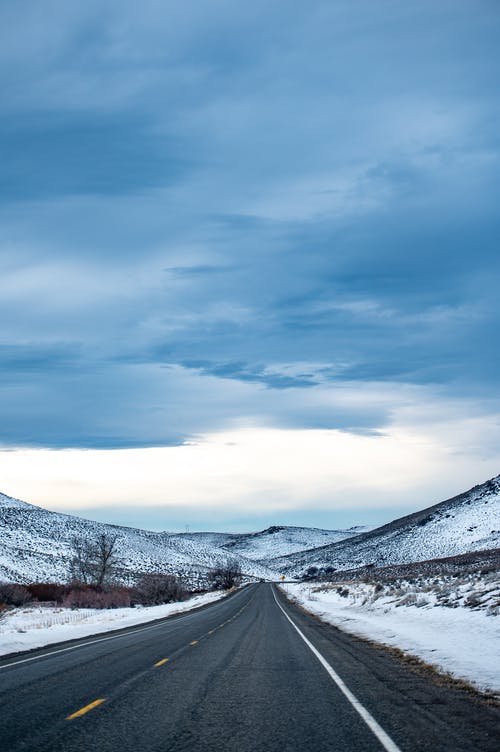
0, 114, 190, 201
2, 404, 500, 530
0, 1, 499, 524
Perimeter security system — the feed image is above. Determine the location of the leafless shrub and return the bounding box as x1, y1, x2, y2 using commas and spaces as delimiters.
336, 587, 349, 598
464, 592, 482, 609
396, 593, 417, 607
26, 582, 68, 603
303, 566, 319, 581
208, 559, 242, 590
414, 596, 430, 608
103, 587, 132, 608
62, 584, 132, 609
134, 574, 186, 605
0, 582, 32, 607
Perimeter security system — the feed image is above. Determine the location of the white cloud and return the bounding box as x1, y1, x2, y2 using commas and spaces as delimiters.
2, 398, 499, 526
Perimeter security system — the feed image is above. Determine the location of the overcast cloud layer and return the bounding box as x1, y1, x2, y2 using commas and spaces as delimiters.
1, 1, 499, 528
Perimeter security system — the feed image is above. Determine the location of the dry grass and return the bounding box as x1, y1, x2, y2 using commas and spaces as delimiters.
381, 643, 500, 707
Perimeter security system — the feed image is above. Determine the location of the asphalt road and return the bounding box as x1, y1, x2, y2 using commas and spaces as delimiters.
0, 583, 498, 751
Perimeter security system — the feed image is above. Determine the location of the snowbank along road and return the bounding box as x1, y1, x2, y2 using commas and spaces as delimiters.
0, 583, 498, 751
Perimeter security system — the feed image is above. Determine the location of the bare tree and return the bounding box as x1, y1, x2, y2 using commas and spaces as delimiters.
93, 533, 120, 587
69, 533, 120, 588
208, 559, 242, 590
69, 537, 94, 585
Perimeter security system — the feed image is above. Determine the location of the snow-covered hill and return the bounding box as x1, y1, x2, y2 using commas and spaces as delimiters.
218, 525, 369, 562
0, 492, 370, 585
0, 495, 276, 586
0, 492, 32, 510
2, 474, 498, 585
274, 476, 500, 578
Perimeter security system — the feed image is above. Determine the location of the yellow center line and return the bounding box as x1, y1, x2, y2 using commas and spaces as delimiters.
154, 658, 169, 667
190, 640, 199, 645
66, 698, 106, 720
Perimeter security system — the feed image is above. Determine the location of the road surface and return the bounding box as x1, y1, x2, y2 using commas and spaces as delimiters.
0, 583, 498, 751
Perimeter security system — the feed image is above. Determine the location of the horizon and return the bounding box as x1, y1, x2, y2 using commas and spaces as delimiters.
1, 2, 500, 530
2, 469, 495, 535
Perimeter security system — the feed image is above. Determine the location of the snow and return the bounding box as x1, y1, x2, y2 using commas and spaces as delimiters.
0, 590, 228, 658
221, 525, 370, 562
0, 492, 277, 585
283, 576, 500, 696
276, 475, 500, 577
0, 491, 367, 585
0, 492, 31, 510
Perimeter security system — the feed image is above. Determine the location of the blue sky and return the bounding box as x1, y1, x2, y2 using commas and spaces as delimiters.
1, 1, 499, 531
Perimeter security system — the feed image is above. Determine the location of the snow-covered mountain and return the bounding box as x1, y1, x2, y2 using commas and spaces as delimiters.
0, 493, 364, 586
217, 525, 370, 562
2, 474, 498, 584
273, 476, 500, 578
0, 494, 276, 586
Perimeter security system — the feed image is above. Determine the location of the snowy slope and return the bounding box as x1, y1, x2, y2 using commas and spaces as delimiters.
0, 492, 32, 510
275, 476, 500, 577
166, 531, 241, 550
218, 525, 369, 562
2, 474, 498, 585
0, 494, 275, 585
0, 493, 369, 585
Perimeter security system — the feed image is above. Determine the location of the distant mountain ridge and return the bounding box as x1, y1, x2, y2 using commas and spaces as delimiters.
218, 524, 371, 561
1, 475, 498, 584
0, 493, 360, 585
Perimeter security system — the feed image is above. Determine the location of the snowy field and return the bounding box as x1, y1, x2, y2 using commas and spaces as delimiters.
282, 572, 499, 696
0, 590, 228, 658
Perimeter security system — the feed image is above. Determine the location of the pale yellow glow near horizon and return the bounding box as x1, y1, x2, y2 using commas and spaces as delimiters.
1, 424, 498, 516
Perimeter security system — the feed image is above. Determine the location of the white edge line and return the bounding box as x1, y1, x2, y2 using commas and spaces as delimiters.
272, 586, 402, 752
0, 587, 248, 671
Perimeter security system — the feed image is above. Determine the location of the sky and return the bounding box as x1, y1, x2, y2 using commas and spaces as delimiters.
1, 0, 499, 532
